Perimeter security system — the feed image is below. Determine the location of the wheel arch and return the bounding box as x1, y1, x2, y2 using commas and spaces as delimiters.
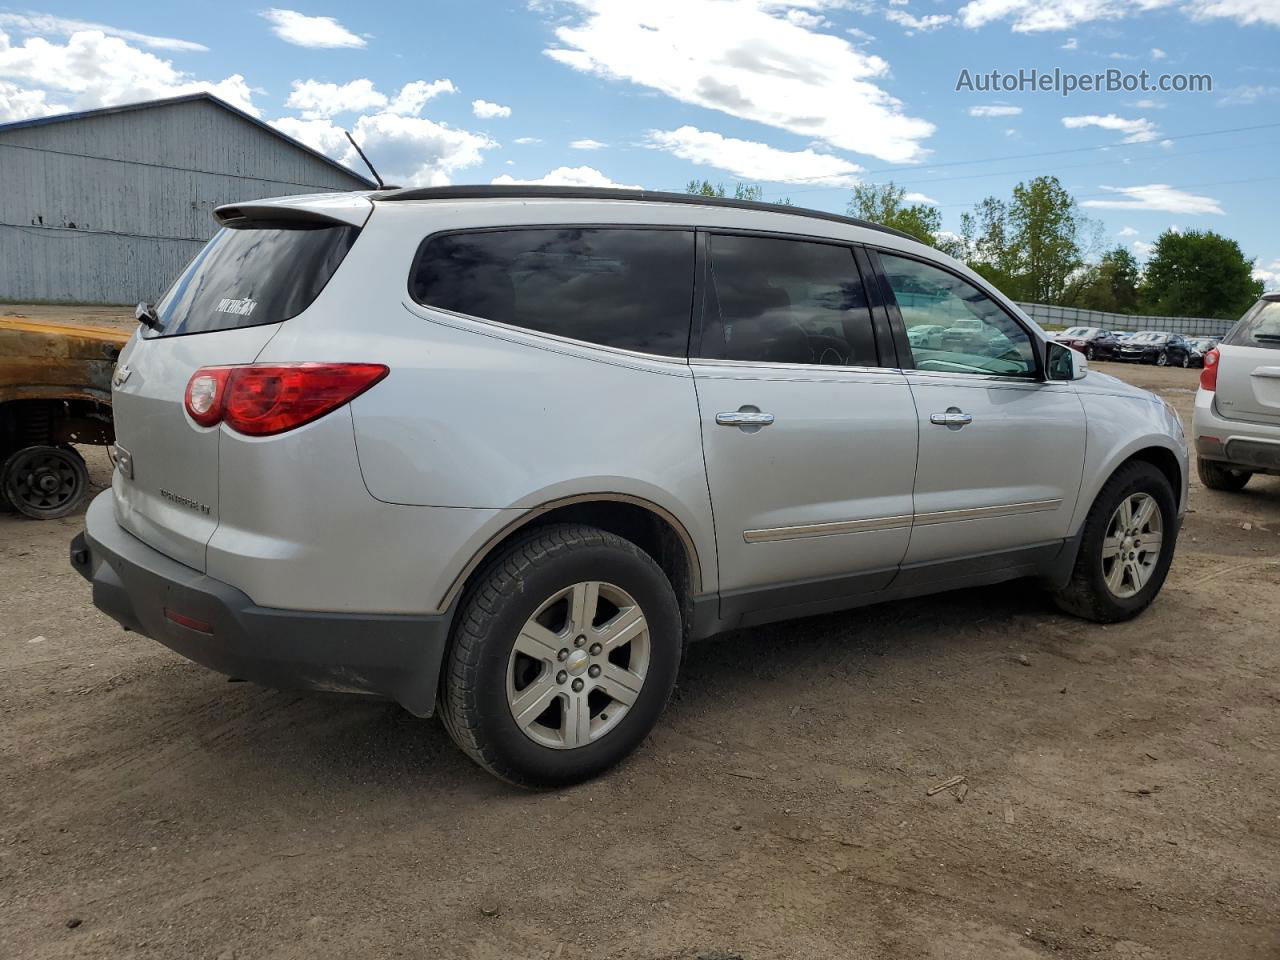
439, 494, 706, 615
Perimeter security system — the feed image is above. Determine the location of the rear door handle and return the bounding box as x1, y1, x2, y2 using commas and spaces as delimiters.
1250, 367, 1280, 379
716, 410, 775, 427
930, 409, 973, 427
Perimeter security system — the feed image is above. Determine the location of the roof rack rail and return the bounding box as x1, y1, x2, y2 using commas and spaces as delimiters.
373, 185, 918, 243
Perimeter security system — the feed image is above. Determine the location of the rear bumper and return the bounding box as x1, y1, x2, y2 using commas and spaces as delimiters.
71, 491, 452, 716
1191, 389, 1280, 476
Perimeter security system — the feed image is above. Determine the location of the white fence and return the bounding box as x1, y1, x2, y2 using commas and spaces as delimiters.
1015, 302, 1233, 337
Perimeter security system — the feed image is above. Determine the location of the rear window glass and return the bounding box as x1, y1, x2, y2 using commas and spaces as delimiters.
147, 224, 360, 338
1225, 299, 1280, 350
409, 228, 695, 357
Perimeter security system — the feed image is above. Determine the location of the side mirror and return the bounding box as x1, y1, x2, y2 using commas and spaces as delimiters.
1046, 340, 1088, 381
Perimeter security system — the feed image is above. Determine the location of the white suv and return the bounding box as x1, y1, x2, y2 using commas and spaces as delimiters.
72, 187, 1188, 786
1192, 293, 1280, 490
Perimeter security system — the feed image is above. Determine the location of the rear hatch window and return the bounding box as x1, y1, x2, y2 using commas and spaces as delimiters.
147, 223, 359, 338
1224, 298, 1280, 351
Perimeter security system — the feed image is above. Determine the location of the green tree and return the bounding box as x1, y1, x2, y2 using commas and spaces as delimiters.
685, 180, 790, 204
1065, 246, 1142, 314
1139, 229, 1264, 319
951, 176, 1093, 304
846, 181, 941, 246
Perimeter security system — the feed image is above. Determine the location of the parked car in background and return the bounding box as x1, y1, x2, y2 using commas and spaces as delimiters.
1192, 293, 1280, 491
1186, 337, 1220, 368
70, 186, 1188, 787
906, 323, 947, 349
1051, 327, 1121, 361
1116, 331, 1194, 367
1, 317, 127, 518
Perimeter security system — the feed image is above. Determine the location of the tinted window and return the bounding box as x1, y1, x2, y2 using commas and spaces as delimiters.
148, 224, 359, 338
411, 228, 694, 357
880, 254, 1036, 377
1225, 299, 1280, 351
701, 234, 877, 367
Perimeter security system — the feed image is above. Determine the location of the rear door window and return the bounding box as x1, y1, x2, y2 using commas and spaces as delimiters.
410, 227, 695, 358
1225, 299, 1280, 351
700, 233, 878, 367
148, 224, 360, 338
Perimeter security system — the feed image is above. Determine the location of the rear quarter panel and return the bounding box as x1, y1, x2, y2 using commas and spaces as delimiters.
255, 200, 719, 597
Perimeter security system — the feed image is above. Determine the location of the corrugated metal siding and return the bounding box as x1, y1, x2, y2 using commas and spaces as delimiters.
0, 99, 367, 304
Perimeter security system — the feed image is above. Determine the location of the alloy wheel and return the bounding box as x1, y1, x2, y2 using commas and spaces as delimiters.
506, 581, 650, 749
1101, 492, 1164, 599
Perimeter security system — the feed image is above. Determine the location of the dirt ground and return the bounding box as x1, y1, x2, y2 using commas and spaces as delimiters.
1, 346, 1277, 959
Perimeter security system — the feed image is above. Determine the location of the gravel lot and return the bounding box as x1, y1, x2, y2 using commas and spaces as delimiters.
1, 339, 1277, 959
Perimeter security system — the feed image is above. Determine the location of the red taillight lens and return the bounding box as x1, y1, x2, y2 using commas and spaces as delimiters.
185, 363, 388, 436
1200, 348, 1220, 391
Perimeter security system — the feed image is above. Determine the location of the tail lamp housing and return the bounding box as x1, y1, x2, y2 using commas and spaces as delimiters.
1199, 348, 1220, 392
184, 363, 389, 436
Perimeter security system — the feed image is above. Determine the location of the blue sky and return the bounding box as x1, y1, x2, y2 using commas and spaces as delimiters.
1, 2, 1277, 284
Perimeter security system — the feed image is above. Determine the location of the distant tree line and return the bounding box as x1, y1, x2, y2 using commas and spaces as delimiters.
845, 178, 1263, 321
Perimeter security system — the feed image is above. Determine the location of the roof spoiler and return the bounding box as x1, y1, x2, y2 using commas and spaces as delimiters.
214, 194, 374, 229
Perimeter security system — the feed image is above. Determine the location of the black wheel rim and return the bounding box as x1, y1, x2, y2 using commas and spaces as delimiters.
5, 448, 84, 517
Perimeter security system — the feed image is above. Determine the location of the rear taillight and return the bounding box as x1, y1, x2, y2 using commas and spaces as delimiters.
185, 363, 388, 436
1199, 348, 1220, 391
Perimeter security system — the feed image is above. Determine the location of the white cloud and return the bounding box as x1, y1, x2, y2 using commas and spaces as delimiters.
845, 25, 876, 40
1062, 36, 1079, 50
1189, 0, 1280, 26
968, 104, 1022, 117
1083, 184, 1224, 215
570, 138, 607, 150
884, 9, 953, 31
904, 191, 937, 204
1151, 46, 1167, 59
0, 28, 259, 117
1118, 225, 1140, 236
647, 125, 864, 186
0, 13, 207, 52
260, 9, 365, 48
513, 136, 542, 144
542, 0, 934, 164
491, 165, 642, 188
283, 77, 454, 119
1133, 240, 1155, 258
387, 79, 457, 115
286, 78, 386, 118
472, 98, 512, 118
1218, 83, 1280, 105
1131, 98, 1165, 109
273, 112, 496, 186
0, 79, 65, 121
1062, 113, 1159, 143
959, 0, 1280, 31
1254, 258, 1280, 290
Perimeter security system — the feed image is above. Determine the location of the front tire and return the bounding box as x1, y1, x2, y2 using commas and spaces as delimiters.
1198, 457, 1251, 492
440, 523, 682, 788
1052, 461, 1177, 623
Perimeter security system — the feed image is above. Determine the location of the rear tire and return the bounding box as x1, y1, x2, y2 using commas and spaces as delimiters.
1, 444, 89, 519
1052, 461, 1177, 623
440, 523, 682, 788
1197, 457, 1252, 492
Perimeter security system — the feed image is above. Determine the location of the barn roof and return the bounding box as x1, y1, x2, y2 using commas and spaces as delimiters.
0, 92, 376, 188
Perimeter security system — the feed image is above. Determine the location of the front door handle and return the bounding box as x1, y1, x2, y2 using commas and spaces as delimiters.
716, 410, 775, 427
930, 408, 973, 428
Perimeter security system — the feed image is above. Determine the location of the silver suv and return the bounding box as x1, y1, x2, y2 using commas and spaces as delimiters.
72, 187, 1188, 786
1192, 293, 1280, 490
